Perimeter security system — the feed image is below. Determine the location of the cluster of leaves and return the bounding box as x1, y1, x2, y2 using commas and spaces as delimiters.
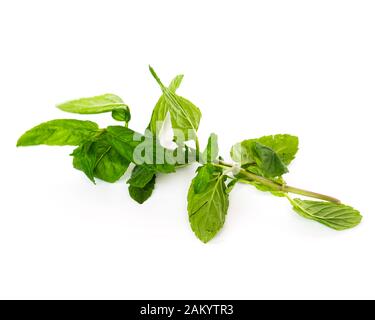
17, 67, 362, 243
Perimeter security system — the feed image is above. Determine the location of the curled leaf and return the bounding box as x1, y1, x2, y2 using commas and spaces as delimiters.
57, 94, 131, 124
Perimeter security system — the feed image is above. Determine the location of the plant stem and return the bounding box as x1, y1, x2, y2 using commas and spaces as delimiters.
216, 160, 341, 204
195, 137, 200, 161
282, 185, 340, 203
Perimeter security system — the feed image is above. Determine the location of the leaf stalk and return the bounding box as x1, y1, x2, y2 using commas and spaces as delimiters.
216, 160, 341, 204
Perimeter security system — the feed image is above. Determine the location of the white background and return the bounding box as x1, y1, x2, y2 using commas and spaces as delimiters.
0, 0, 374, 300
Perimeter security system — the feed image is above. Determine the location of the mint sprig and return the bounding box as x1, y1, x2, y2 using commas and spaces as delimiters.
16, 66, 363, 243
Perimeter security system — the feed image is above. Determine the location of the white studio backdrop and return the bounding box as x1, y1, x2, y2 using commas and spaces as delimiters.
0, 0, 374, 299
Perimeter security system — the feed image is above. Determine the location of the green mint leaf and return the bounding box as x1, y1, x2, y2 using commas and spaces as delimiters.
104, 126, 139, 161
168, 74, 184, 92
93, 147, 129, 183
188, 165, 229, 243
57, 94, 131, 124
148, 66, 201, 141
72, 133, 130, 183
254, 134, 299, 165
111, 108, 131, 123
163, 94, 201, 141
193, 164, 220, 194
231, 134, 299, 166
147, 74, 183, 133
128, 175, 156, 204
17, 119, 100, 146
127, 165, 155, 188
202, 133, 219, 163
127, 165, 156, 203
288, 198, 362, 230
71, 141, 97, 183
252, 142, 288, 178
231, 139, 288, 178
230, 141, 253, 166
105, 126, 175, 174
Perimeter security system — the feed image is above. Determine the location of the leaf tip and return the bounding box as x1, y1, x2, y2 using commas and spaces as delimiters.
148, 64, 156, 77
148, 65, 164, 88
194, 232, 213, 244
16, 135, 27, 147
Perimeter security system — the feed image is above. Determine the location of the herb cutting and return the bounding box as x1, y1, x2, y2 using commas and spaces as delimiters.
17, 66, 362, 243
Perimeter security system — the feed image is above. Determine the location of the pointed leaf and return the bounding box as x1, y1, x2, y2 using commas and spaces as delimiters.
202, 133, 219, 163
289, 198, 362, 230
168, 74, 184, 92
188, 165, 229, 243
128, 175, 156, 204
17, 119, 100, 146
147, 74, 183, 133
127, 165, 155, 188
149, 66, 201, 141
